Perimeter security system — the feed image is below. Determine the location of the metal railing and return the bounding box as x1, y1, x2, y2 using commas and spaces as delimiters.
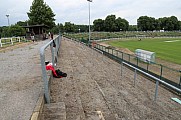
121, 61, 181, 101
40, 34, 61, 103
95, 43, 181, 89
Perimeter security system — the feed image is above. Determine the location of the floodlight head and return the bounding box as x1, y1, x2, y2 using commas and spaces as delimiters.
87, 0, 92, 2
6, 14, 9, 17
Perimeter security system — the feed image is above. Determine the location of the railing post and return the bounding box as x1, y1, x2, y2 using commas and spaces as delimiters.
40, 50, 50, 103
179, 70, 181, 87
160, 64, 163, 80
136, 57, 138, 66
18, 37, 20, 42
0, 39, 2, 47
134, 69, 137, 87
154, 80, 159, 101
121, 61, 123, 76
11, 38, 13, 45
122, 52, 123, 60
147, 62, 149, 72
50, 41, 55, 67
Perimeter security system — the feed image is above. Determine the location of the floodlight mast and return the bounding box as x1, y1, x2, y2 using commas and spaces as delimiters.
87, 0, 92, 45
6, 14, 10, 26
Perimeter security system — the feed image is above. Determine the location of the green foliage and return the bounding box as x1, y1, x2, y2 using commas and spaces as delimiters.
137, 16, 156, 31
128, 25, 138, 31
104, 15, 117, 32
51, 23, 64, 34
27, 0, 55, 28
93, 15, 129, 32
115, 17, 129, 31
93, 19, 105, 31
16, 21, 29, 26
0, 25, 26, 37
138, 16, 180, 31
9, 25, 26, 36
74, 25, 89, 33
64, 22, 75, 32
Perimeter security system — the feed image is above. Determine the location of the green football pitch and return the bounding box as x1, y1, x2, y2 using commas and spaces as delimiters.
106, 38, 181, 64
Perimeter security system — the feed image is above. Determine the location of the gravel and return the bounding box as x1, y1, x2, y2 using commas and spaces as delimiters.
0, 40, 50, 120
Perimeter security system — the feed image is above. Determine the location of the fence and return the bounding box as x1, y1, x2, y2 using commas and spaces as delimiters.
0, 36, 27, 47
121, 61, 181, 101
40, 34, 61, 103
95, 43, 181, 92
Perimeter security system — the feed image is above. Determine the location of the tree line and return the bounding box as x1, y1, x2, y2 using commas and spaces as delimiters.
1, 0, 181, 38
49, 15, 181, 33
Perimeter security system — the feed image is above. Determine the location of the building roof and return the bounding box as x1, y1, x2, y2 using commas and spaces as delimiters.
22, 24, 49, 28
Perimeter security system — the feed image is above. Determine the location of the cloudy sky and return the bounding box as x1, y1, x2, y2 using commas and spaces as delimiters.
0, 0, 181, 26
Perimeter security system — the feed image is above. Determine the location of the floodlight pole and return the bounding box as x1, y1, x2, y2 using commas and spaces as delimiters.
6, 14, 10, 27
87, 0, 92, 46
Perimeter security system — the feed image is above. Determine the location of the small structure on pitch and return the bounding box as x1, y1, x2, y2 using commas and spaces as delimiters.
135, 49, 155, 63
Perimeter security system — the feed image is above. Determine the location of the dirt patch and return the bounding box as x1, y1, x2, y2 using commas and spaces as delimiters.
97, 42, 135, 55
116, 47, 135, 55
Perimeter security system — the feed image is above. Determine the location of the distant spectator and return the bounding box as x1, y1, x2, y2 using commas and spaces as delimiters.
48, 32, 51, 39
51, 33, 53, 40
31, 32, 35, 42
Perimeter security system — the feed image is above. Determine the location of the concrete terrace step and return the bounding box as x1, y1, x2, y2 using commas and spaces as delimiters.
86, 111, 105, 120
41, 102, 66, 120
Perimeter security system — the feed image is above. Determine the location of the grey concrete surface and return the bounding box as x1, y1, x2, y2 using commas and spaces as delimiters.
0, 40, 50, 120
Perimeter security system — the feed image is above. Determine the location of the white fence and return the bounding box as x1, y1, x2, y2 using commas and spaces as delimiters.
0, 36, 27, 47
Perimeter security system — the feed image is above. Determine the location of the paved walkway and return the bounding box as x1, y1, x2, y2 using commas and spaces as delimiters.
0, 40, 50, 120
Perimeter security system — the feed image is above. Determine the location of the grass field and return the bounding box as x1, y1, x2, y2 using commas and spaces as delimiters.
106, 38, 181, 64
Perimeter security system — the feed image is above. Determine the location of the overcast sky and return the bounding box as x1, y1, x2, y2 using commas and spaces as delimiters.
0, 0, 181, 26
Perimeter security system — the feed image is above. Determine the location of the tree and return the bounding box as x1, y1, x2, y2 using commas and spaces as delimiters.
16, 21, 29, 26
170, 16, 179, 30
51, 23, 64, 34
179, 21, 181, 30
158, 16, 179, 31
93, 19, 104, 31
128, 25, 138, 31
74, 25, 89, 33
0, 25, 26, 37
115, 17, 129, 31
27, 0, 56, 28
137, 16, 156, 31
64, 22, 75, 32
104, 15, 117, 32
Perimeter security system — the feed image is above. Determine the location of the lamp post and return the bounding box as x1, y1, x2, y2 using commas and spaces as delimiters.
87, 0, 92, 45
6, 14, 10, 26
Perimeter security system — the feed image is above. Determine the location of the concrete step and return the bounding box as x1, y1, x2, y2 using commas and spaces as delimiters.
86, 111, 105, 120
42, 102, 66, 120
